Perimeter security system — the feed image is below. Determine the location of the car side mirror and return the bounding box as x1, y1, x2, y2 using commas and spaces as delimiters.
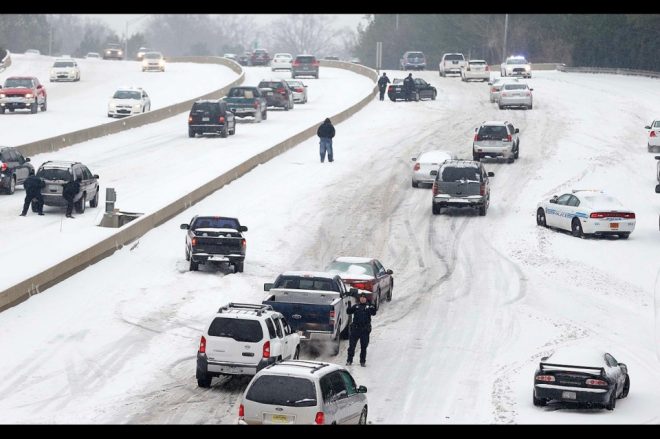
386, 269, 393, 275
618, 362, 627, 368
357, 385, 368, 393
37, 85, 43, 89
180, 224, 189, 230
515, 128, 519, 133
411, 157, 417, 162
645, 125, 651, 129
430, 170, 438, 176
529, 88, 534, 91
25, 157, 30, 162
239, 225, 248, 232
93, 174, 99, 179
264, 283, 274, 292
541, 356, 549, 361
349, 288, 358, 297
655, 156, 660, 160
487, 171, 495, 177
487, 82, 492, 86
656, 184, 660, 194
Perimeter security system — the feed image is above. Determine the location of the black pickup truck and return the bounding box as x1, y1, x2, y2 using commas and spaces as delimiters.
180, 216, 248, 273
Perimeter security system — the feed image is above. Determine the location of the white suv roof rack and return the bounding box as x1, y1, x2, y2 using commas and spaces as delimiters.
217, 302, 273, 316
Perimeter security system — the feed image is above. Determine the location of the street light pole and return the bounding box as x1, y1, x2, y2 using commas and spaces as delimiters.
125, 15, 149, 60
502, 13, 509, 63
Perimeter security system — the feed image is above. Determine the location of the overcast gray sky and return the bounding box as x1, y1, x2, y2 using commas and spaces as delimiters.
81, 14, 369, 37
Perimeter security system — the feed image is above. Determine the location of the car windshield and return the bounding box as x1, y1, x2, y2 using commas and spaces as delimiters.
441, 166, 481, 182
37, 168, 72, 181
503, 84, 528, 90
144, 52, 161, 59
654, 121, 660, 128
4, 78, 34, 88
259, 82, 284, 89
274, 276, 338, 292
326, 261, 374, 277
53, 61, 75, 67
191, 102, 220, 114
275, 54, 291, 59
228, 88, 254, 98
445, 54, 464, 61
469, 61, 487, 65
208, 318, 262, 343
419, 151, 452, 163
478, 125, 508, 139
191, 217, 239, 230
113, 90, 141, 100
507, 58, 528, 64
286, 81, 302, 87
246, 375, 317, 407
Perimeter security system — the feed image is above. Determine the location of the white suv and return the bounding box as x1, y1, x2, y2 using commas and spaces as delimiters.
196, 303, 300, 388
107, 86, 151, 117
239, 360, 368, 424
501, 55, 532, 78
473, 120, 520, 163
439, 53, 466, 76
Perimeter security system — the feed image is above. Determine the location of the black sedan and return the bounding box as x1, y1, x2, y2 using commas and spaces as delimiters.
533, 347, 630, 410
388, 78, 437, 102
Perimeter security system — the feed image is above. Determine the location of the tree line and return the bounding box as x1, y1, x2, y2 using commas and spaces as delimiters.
352, 14, 660, 71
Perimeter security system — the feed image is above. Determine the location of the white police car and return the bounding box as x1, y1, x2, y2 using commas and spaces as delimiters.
536, 190, 635, 239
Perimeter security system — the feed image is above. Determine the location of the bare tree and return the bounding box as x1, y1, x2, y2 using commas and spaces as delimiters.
268, 15, 344, 56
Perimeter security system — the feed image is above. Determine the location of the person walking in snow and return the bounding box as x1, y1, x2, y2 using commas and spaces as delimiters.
317, 117, 336, 163
377, 72, 390, 101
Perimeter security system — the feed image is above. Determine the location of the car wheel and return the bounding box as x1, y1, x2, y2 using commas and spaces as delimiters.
432, 91, 437, 100
0, 107, 5, 114
41, 99, 47, 111
75, 194, 86, 214
389, 96, 396, 102
432, 203, 441, 215
606, 388, 617, 410
571, 218, 584, 238
188, 128, 195, 138
185, 248, 190, 261
387, 281, 393, 302
197, 376, 212, 388
373, 292, 380, 311
412, 179, 419, 188
529, 104, 533, 110
533, 391, 547, 407
284, 103, 289, 111
498, 104, 504, 110
358, 407, 368, 425
189, 258, 199, 271
479, 205, 487, 216
621, 376, 630, 398
514, 146, 520, 159
234, 261, 244, 273
30, 102, 38, 114
507, 157, 515, 164
536, 208, 547, 227
89, 189, 99, 207
340, 316, 352, 340
293, 346, 300, 360
473, 153, 481, 161
262, 110, 267, 120
619, 233, 630, 240
220, 126, 228, 138
331, 330, 341, 356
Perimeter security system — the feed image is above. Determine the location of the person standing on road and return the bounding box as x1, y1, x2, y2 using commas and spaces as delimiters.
403, 72, 415, 101
20, 174, 45, 216
317, 117, 336, 163
346, 292, 377, 367
377, 72, 390, 101
63, 177, 81, 218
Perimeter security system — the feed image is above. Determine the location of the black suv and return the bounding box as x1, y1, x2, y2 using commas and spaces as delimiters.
257, 80, 294, 111
0, 146, 34, 194
188, 100, 236, 138
180, 216, 248, 273
35, 161, 100, 213
292, 54, 319, 79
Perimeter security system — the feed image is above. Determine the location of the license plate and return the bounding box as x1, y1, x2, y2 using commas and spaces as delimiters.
561, 391, 577, 400
610, 222, 619, 229
271, 414, 288, 424
202, 117, 209, 121
208, 255, 228, 262
49, 185, 59, 191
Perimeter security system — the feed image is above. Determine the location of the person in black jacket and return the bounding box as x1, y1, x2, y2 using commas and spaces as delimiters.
403, 73, 415, 101
63, 177, 81, 218
377, 72, 390, 101
346, 292, 377, 366
20, 174, 45, 216
316, 117, 336, 163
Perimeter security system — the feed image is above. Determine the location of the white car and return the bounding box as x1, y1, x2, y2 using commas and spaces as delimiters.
536, 190, 636, 239
107, 86, 151, 118
196, 303, 301, 388
285, 79, 308, 104
271, 53, 293, 71
499, 82, 533, 110
239, 360, 368, 424
49, 58, 80, 82
439, 53, 466, 76
85, 52, 101, 59
411, 150, 456, 187
141, 51, 165, 72
223, 53, 237, 61
501, 55, 532, 78
461, 59, 490, 82
488, 77, 519, 103
644, 120, 660, 152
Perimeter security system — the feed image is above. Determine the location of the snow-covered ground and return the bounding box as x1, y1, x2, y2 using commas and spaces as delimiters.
0, 53, 238, 145
0, 69, 659, 424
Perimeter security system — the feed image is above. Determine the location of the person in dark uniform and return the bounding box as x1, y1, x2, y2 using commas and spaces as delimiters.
403, 72, 415, 101
316, 117, 336, 163
346, 292, 377, 367
20, 174, 45, 216
377, 72, 391, 101
63, 177, 81, 218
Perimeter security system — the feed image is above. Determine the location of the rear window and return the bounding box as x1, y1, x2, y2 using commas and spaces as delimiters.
274, 276, 338, 292
469, 61, 487, 65
208, 318, 263, 343
37, 168, 71, 181
326, 261, 374, 277
407, 52, 424, 59
653, 121, 660, 128
503, 84, 528, 90
440, 166, 481, 182
477, 125, 508, 139
259, 81, 284, 89
295, 56, 316, 63
246, 375, 317, 407
191, 217, 239, 230
53, 61, 75, 67
191, 102, 222, 114
444, 54, 464, 61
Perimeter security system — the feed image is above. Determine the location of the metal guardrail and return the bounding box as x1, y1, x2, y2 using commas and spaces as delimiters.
0, 61, 378, 312
557, 65, 660, 79
0, 49, 11, 73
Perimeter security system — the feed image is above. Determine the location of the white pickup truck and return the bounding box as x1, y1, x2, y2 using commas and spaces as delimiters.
262, 271, 356, 355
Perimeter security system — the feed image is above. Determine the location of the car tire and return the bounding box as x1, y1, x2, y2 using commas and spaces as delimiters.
284, 103, 289, 111
220, 126, 228, 138
0, 107, 5, 114
432, 203, 441, 215
514, 146, 520, 159
331, 330, 341, 356
479, 205, 487, 216
340, 316, 352, 340
291, 74, 296, 79
41, 99, 47, 112
30, 102, 38, 114
75, 194, 86, 214
498, 104, 504, 110
189, 258, 199, 271
606, 388, 617, 410
185, 248, 190, 261
197, 377, 212, 388
230, 126, 235, 135
621, 376, 630, 398
536, 208, 547, 227
234, 261, 244, 273
432, 91, 437, 100
188, 128, 195, 138
533, 391, 547, 407
389, 96, 396, 102
507, 157, 515, 164
262, 110, 267, 120
293, 346, 300, 360
529, 104, 533, 110
472, 153, 481, 161
412, 179, 419, 188
387, 281, 393, 302
89, 189, 99, 208
358, 407, 368, 424
373, 292, 380, 311
619, 233, 630, 240
571, 218, 584, 238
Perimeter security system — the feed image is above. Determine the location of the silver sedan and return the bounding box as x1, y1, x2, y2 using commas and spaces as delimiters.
285, 79, 308, 104
412, 150, 456, 187
498, 83, 533, 110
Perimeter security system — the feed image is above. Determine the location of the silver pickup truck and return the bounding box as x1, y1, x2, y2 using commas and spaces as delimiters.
431, 160, 494, 216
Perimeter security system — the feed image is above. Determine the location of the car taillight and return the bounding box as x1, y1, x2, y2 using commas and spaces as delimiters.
238, 404, 244, 419
241, 238, 246, 247
329, 310, 336, 322
296, 87, 304, 93
292, 61, 300, 67
198, 336, 206, 354
276, 87, 286, 95
432, 182, 439, 195
480, 183, 485, 196
413, 163, 420, 171
218, 116, 225, 123
262, 340, 270, 359
0, 162, 6, 172
388, 85, 393, 92
590, 212, 635, 219
313, 61, 319, 67
352, 281, 373, 291
253, 101, 259, 108
491, 87, 497, 93
485, 65, 490, 71
504, 135, 512, 142
535, 375, 555, 382
585, 378, 608, 386
651, 131, 657, 137
188, 116, 193, 123
315, 412, 325, 425
191, 237, 197, 246
474, 134, 479, 141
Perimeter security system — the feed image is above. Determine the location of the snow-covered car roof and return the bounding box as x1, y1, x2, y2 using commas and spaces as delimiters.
418, 150, 454, 164
333, 256, 373, 264
481, 120, 509, 126
575, 192, 626, 210
262, 360, 341, 377
544, 346, 608, 367
280, 271, 337, 279
441, 159, 480, 169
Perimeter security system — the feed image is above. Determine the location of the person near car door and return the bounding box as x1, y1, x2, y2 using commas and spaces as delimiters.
403, 73, 415, 101
346, 293, 377, 367
63, 177, 81, 218
317, 117, 336, 163
20, 174, 45, 216
377, 72, 390, 101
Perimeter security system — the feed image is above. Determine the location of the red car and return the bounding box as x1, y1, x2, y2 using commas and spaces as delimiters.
326, 256, 394, 310
250, 49, 271, 66
0, 76, 47, 114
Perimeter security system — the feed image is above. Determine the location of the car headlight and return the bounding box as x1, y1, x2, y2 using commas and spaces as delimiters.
133, 103, 142, 110
25, 93, 33, 98
109, 102, 116, 109
0, 93, 5, 98
159, 60, 165, 66
525, 66, 530, 71
118, 51, 123, 56
142, 60, 148, 66
106, 50, 111, 54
